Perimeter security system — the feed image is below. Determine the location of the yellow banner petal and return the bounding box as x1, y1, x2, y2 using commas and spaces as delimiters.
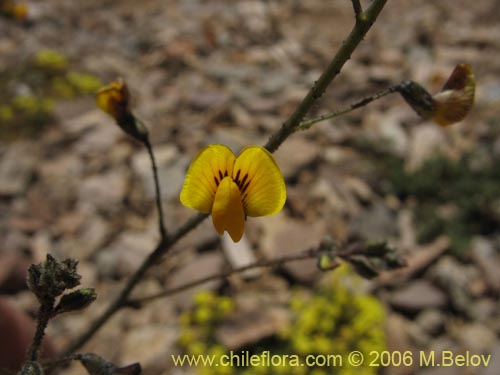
212, 177, 246, 242
180, 144, 235, 213
233, 146, 286, 217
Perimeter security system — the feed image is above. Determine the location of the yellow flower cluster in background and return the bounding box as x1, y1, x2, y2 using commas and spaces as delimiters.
0, 49, 101, 141
282, 269, 386, 375
179, 268, 386, 375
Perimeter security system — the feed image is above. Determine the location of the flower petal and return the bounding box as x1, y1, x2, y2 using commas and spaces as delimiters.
432, 64, 475, 126
180, 144, 235, 213
96, 79, 129, 120
440, 64, 474, 92
432, 89, 474, 126
212, 176, 245, 242
233, 146, 286, 217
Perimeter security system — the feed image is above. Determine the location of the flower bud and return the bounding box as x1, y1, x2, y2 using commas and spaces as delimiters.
316, 236, 338, 271
75, 353, 115, 375
27, 254, 81, 301
397, 80, 436, 120
1, 0, 28, 20
12, 2, 27, 19
75, 353, 141, 375
317, 253, 337, 271
431, 63, 475, 126
397, 64, 475, 126
96, 79, 149, 143
54, 288, 97, 315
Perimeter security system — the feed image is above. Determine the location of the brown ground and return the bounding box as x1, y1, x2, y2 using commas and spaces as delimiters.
1, 1, 500, 374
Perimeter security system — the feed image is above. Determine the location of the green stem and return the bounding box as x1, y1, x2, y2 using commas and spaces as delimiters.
29, 303, 53, 362
265, 0, 388, 153
144, 137, 168, 241
296, 85, 399, 131
20, 301, 54, 374
127, 247, 328, 306
62, 0, 388, 357
351, 0, 363, 20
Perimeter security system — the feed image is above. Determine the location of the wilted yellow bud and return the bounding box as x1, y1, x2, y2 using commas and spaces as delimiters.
431, 63, 475, 126
398, 64, 475, 126
12, 2, 27, 19
1, 0, 27, 20
96, 79, 130, 120
96, 79, 148, 142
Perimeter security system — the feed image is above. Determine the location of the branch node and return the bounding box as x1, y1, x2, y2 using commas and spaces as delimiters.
351, 0, 364, 22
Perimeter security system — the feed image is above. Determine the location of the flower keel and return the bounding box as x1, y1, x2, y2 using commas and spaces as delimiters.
212, 177, 246, 242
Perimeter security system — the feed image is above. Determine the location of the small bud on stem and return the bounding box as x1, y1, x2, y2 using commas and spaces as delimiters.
54, 288, 97, 316
96, 79, 149, 143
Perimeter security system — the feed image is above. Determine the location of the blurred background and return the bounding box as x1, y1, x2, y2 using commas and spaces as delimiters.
1, 0, 499, 374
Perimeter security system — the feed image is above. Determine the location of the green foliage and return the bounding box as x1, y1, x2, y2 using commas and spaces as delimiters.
0, 49, 102, 141
34, 49, 69, 72
179, 270, 386, 375
0, 94, 54, 140
361, 139, 500, 256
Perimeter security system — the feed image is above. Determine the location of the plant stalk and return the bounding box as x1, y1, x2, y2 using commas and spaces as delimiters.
62, 213, 207, 356
296, 84, 399, 131
63, 0, 388, 356
144, 137, 168, 241
265, 0, 388, 152
20, 300, 54, 375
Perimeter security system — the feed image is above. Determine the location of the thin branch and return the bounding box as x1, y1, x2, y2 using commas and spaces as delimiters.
296, 84, 400, 131
19, 300, 54, 375
127, 247, 335, 306
27, 302, 53, 363
62, 213, 208, 356
63, 0, 388, 357
127, 240, 400, 306
265, 0, 388, 152
351, 0, 363, 20
144, 137, 168, 240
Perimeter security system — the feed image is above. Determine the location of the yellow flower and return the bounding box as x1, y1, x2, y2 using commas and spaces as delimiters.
96, 78, 148, 142
180, 144, 286, 242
